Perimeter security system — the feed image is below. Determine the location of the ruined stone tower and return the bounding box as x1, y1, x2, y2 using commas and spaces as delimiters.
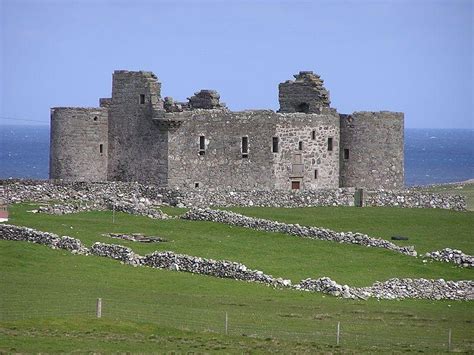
49, 70, 404, 191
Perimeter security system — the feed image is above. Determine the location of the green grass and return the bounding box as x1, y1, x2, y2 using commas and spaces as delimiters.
1, 204, 473, 352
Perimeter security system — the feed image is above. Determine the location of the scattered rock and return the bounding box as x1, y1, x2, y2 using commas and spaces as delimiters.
424, 248, 474, 268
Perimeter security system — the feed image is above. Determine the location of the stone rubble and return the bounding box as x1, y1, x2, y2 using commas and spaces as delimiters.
424, 248, 474, 268
182, 208, 417, 256
103, 233, 167, 243
296, 277, 474, 301
1, 224, 472, 301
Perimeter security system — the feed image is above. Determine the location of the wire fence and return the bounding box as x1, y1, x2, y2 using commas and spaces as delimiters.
1, 297, 473, 352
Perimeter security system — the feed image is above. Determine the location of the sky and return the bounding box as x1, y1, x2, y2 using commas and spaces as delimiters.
0, 0, 473, 129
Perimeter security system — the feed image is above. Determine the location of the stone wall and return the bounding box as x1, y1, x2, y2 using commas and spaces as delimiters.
165, 109, 340, 190
340, 111, 404, 190
49, 107, 108, 181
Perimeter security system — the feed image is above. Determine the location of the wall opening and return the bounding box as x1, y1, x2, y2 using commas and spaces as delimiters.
344, 148, 349, 160
314, 169, 318, 179
272, 137, 279, 153
241, 136, 249, 158
298, 141, 303, 151
93, 116, 98, 121
99, 144, 103, 154
291, 181, 301, 190
311, 130, 316, 140
139, 94, 145, 104
296, 102, 309, 113
199, 135, 206, 155
327, 137, 333, 151
194, 182, 200, 188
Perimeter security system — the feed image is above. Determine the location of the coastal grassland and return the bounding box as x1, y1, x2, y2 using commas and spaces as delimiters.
1, 203, 473, 352
1, 240, 473, 353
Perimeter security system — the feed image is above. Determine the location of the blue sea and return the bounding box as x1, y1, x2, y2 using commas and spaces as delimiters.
0, 125, 473, 186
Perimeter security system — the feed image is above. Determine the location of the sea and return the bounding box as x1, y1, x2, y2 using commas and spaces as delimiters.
0, 125, 473, 186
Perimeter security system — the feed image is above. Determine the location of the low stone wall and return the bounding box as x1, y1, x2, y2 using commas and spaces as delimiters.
182, 208, 417, 256
0, 224, 88, 254
160, 188, 356, 208
1, 180, 467, 211
425, 248, 473, 268
365, 190, 466, 211
1, 224, 472, 301
297, 277, 474, 301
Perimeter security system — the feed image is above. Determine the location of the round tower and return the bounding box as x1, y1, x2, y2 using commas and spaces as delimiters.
339, 111, 404, 190
50, 107, 108, 181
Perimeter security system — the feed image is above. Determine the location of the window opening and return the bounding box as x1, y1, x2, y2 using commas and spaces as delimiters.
296, 102, 309, 113
298, 141, 303, 151
291, 181, 301, 190
241, 136, 249, 158
93, 116, 98, 121
311, 130, 316, 140
139, 94, 145, 104
314, 169, 318, 179
194, 182, 200, 188
199, 135, 206, 155
328, 137, 333, 151
272, 137, 279, 153
344, 148, 349, 160
99, 144, 103, 154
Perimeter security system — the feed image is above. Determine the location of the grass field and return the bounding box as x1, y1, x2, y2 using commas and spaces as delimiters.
1, 203, 473, 352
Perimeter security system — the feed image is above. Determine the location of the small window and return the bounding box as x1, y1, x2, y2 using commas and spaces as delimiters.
194, 182, 200, 188
139, 94, 145, 104
344, 148, 349, 160
99, 144, 103, 154
272, 137, 279, 153
241, 136, 249, 158
328, 137, 333, 151
298, 141, 303, 151
314, 169, 318, 179
311, 130, 316, 140
199, 135, 206, 155
291, 181, 301, 190
93, 116, 98, 121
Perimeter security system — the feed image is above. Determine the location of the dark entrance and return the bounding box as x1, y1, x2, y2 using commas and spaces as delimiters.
296, 102, 309, 113
291, 181, 301, 190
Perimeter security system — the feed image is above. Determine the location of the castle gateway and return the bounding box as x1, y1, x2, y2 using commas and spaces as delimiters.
50, 71, 404, 191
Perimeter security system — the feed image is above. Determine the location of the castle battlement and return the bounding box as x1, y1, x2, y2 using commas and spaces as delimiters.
50, 70, 404, 191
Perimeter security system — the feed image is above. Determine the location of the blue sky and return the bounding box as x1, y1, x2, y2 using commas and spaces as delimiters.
1, 0, 472, 128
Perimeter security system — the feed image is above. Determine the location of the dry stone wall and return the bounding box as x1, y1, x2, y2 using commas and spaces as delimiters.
182, 208, 417, 256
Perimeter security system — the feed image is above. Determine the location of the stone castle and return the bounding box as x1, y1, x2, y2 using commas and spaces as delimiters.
50, 70, 404, 191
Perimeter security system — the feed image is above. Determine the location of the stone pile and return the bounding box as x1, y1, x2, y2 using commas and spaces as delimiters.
0, 224, 88, 254
103, 233, 167, 243
365, 190, 466, 211
295, 277, 366, 299
296, 277, 474, 301
105, 199, 168, 219
142, 251, 291, 287
90, 242, 142, 266
424, 248, 474, 268
182, 208, 417, 256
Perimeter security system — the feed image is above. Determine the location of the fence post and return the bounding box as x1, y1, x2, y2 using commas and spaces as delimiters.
96, 298, 102, 318
225, 312, 228, 335
448, 328, 452, 351
336, 321, 340, 345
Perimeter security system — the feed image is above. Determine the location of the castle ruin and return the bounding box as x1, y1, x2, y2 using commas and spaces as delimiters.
50, 70, 404, 190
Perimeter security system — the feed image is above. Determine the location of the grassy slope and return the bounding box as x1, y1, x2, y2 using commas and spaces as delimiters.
1, 204, 473, 352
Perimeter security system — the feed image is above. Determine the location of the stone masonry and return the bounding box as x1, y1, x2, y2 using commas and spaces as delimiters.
50, 70, 404, 191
